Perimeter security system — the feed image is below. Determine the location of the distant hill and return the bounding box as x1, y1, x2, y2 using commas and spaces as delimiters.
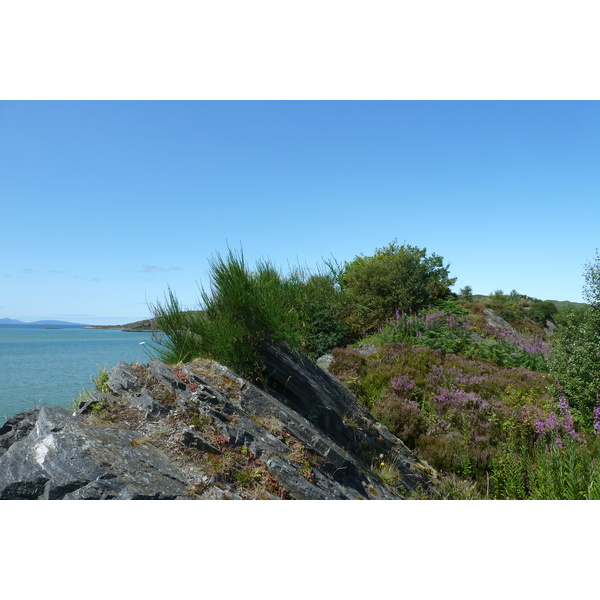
88, 318, 158, 331
91, 312, 204, 331
32, 320, 91, 327
548, 300, 589, 311
0, 318, 90, 328
470, 295, 589, 310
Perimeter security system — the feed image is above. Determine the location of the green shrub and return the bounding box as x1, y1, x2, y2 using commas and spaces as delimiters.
339, 240, 456, 339
290, 272, 348, 357
548, 317, 600, 422
526, 301, 558, 327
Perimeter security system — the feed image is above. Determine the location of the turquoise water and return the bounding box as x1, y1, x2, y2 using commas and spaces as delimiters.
0, 327, 155, 423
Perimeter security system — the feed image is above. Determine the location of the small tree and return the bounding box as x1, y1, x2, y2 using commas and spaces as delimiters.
548, 250, 600, 423
340, 241, 456, 339
459, 285, 473, 302
583, 249, 600, 308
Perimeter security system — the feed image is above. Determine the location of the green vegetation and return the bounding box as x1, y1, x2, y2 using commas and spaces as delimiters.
364, 297, 551, 372
152, 241, 455, 378
151, 249, 347, 378
72, 366, 109, 412
340, 241, 456, 340
151, 241, 600, 499
547, 249, 600, 424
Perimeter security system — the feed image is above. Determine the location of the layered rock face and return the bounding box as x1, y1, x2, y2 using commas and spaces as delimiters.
0, 344, 435, 500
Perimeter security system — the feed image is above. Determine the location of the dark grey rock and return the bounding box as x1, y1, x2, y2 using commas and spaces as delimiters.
178, 428, 221, 454
129, 391, 169, 421
147, 357, 194, 410
0, 406, 188, 499
0, 407, 41, 455
107, 361, 142, 395
259, 343, 431, 495
262, 454, 334, 500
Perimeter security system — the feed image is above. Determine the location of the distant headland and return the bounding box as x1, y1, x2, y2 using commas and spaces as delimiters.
85, 318, 158, 332
0, 318, 91, 328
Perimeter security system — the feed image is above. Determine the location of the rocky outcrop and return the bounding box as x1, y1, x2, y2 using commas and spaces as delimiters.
483, 308, 518, 333
0, 406, 187, 499
0, 344, 435, 500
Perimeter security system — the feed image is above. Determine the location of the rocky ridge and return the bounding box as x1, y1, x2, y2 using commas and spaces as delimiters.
0, 343, 435, 499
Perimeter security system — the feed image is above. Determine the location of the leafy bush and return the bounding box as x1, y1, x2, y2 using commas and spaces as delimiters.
291, 272, 348, 357
339, 241, 456, 339
548, 316, 600, 422
525, 301, 557, 327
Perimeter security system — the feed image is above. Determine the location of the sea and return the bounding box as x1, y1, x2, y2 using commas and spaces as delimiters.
0, 326, 156, 424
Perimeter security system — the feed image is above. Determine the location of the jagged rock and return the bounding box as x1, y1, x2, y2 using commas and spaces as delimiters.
0, 343, 435, 500
107, 361, 143, 395
178, 428, 221, 454
147, 357, 195, 410
259, 343, 430, 496
0, 406, 188, 499
0, 408, 41, 458
129, 391, 169, 421
77, 391, 112, 414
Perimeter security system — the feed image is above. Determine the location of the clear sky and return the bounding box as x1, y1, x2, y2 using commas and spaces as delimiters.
1, 100, 599, 324
3, 2, 600, 583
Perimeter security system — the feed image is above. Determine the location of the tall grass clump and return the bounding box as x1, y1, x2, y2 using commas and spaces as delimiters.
490, 418, 600, 500
151, 249, 347, 378
150, 288, 204, 364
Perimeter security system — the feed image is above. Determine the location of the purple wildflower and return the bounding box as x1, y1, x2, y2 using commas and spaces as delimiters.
534, 411, 560, 435
558, 397, 577, 439
593, 399, 600, 436
390, 374, 416, 396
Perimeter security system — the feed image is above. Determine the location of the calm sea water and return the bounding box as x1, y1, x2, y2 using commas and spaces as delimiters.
0, 326, 155, 424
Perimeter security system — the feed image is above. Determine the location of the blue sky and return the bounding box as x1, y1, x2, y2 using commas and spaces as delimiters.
2, 100, 599, 324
